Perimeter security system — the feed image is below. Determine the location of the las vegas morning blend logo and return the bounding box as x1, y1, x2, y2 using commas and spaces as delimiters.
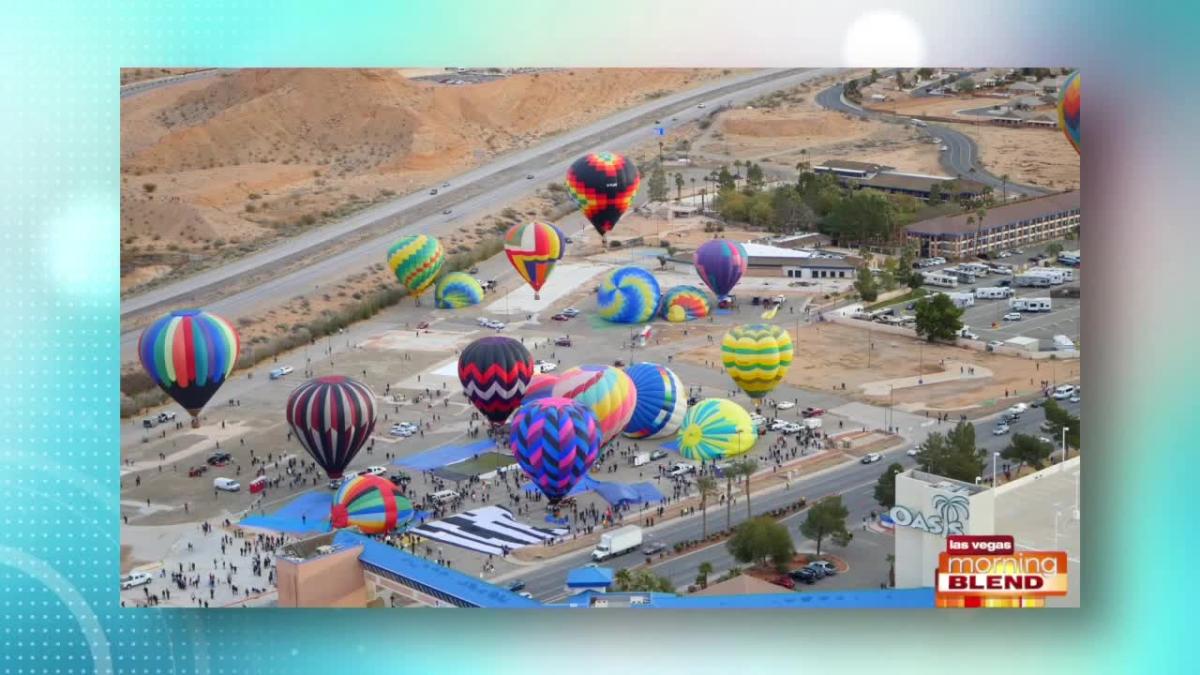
935, 535, 1068, 608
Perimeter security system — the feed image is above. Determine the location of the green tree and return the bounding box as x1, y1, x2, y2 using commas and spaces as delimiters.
916, 68, 934, 81
717, 165, 736, 191
696, 475, 719, 540
825, 191, 895, 247
1042, 399, 1080, 449
614, 568, 675, 593
868, 68, 879, 84
1002, 434, 1055, 474
674, 172, 685, 202
915, 422, 986, 483
746, 162, 765, 191
731, 458, 758, 518
928, 182, 945, 205
770, 187, 815, 232
696, 561, 714, 589
647, 163, 668, 202
956, 77, 976, 94
1046, 242, 1064, 257
913, 292, 965, 342
896, 72, 906, 89
855, 266, 878, 302
873, 462, 905, 509
727, 516, 795, 572
799, 496, 852, 557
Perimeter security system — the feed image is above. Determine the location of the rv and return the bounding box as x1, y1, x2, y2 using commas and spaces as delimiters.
939, 292, 976, 309
1024, 268, 1066, 284
922, 272, 959, 288
1057, 251, 1081, 267
960, 263, 991, 277
1038, 266, 1076, 282
1010, 297, 1052, 313
945, 268, 977, 284
974, 286, 1013, 300
1014, 274, 1053, 288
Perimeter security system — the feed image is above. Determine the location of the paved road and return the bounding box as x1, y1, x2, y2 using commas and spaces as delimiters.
120, 69, 221, 99
976, 397, 1081, 480
814, 78, 1045, 198
120, 68, 839, 359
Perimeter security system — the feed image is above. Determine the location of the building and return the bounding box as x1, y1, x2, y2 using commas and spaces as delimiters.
554, 588, 934, 609
1004, 336, 1040, 352
812, 159, 890, 180
1006, 81, 1039, 95
738, 242, 861, 280
905, 190, 1080, 259
768, 232, 833, 249
813, 160, 988, 202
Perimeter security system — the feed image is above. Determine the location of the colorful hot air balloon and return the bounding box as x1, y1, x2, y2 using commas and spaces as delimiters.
1058, 70, 1080, 155
523, 373, 560, 404
434, 272, 484, 309
138, 309, 240, 426
694, 239, 748, 299
566, 152, 640, 241
330, 474, 415, 535
676, 398, 757, 462
510, 398, 600, 504
458, 336, 534, 426
504, 221, 565, 300
386, 234, 445, 302
596, 266, 662, 324
659, 285, 712, 323
551, 365, 637, 446
623, 363, 688, 440
721, 324, 794, 402
285, 375, 377, 479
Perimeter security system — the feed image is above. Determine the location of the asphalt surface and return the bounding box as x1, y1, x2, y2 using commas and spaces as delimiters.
120, 67, 840, 360
120, 69, 220, 99
813, 79, 1045, 198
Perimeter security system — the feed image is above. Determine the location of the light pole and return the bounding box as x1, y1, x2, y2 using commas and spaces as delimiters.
1060, 426, 1068, 466
992, 451, 999, 486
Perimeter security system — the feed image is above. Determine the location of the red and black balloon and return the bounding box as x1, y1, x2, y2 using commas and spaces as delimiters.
566, 152, 640, 239
285, 375, 377, 479
458, 336, 535, 426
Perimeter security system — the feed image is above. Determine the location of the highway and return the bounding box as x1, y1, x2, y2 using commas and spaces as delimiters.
813, 78, 1045, 198
120, 67, 840, 360
120, 69, 220, 99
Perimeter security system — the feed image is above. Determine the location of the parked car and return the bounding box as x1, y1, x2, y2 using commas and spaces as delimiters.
1052, 385, 1077, 400
442, 208, 453, 215
906, 448, 919, 457
535, 360, 557, 373
649, 450, 669, 461
987, 340, 1004, 351
525, 174, 535, 180
776, 401, 795, 410
1069, 394, 1080, 403
507, 579, 526, 593
993, 423, 1010, 436
429, 188, 438, 195
861, 453, 882, 464
389, 472, 411, 485
668, 463, 696, 477
213, 477, 241, 492
1003, 312, 1022, 321
551, 313, 569, 321
206, 452, 232, 466
361, 466, 388, 477
188, 465, 208, 478
612, 359, 625, 367
770, 575, 796, 590
642, 542, 667, 556
554, 336, 572, 347
781, 423, 802, 434
801, 407, 826, 418
562, 307, 581, 317
1008, 403, 1028, 415
416, 321, 430, 330
808, 560, 837, 576
328, 478, 345, 490
269, 365, 294, 380
789, 568, 818, 584
120, 571, 153, 590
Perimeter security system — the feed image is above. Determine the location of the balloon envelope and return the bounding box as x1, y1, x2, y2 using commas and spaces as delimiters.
458, 336, 534, 426
677, 398, 757, 462
138, 309, 240, 419
623, 363, 688, 439
1057, 71, 1080, 154
387, 234, 445, 298
285, 375, 377, 479
510, 397, 600, 504
660, 285, 712, 322
435, 272, 484, 309
504, 221, 565, 295
523, 373, 560, 404
596, 266, 661, 324
721, 324, 794, 400
566, 152, 640, 237
694, 239, 748, 298
331, 474, 414, 534
551, 365, 637, 446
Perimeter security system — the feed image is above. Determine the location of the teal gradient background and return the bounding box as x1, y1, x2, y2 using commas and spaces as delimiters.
0, 1, 1190, 672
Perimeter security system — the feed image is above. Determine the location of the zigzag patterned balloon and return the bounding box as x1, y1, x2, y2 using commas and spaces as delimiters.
523, 373, 560, 404
458, 336, 535, 426
510, 397, 600, 504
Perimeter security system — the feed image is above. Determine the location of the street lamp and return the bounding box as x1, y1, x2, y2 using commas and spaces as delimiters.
1060, 426, 1068, 467
992, 451, 999, 486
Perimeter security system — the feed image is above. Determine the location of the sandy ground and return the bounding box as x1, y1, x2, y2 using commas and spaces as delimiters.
121, 68, 728, 290
951, 123, 1080, 191
677, 321, 1079, 414
120, 68, 205, 86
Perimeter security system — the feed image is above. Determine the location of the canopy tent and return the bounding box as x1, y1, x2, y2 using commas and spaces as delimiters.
566, 565, 614, 589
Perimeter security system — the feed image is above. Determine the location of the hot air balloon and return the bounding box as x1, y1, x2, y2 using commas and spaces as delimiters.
623, 363, 688, 440
676, 398, 757, 462
138, 309, 240, 427
596, 266, 661, 324
504, 221, 565, 300
1058, 70, 1080, 155
458, 336, 534, 426
523, 372, 560, 404
285, 375, 377, 479
510, 398, 600, 505
694, 239, 748, 299
659, 285, 712, 323
434, 272, 484, 309
331, 474, 415, 535
386, 234, 445, 303
721, 324, 794, 405
566, 152, 640, 244
551, 365, 637, 446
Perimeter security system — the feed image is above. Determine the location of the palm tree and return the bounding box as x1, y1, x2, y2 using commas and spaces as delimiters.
614, 568, 633, 590
965, 215, 976, 257
1000, 173, 1010, 202
696, 475, 718, 539
697, 561, 714, 589
674, 173, 685, 202
733, 458, 759, 518
724, 471, 734, 531
690, 176, 696, 201
975, 207, 988, 255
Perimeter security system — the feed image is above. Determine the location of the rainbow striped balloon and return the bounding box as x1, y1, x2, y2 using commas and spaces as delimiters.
504, 221, 565, 298
1057, 71, 1080, 155
596, 266, 662, 324
721, 324, 794, 400
623, 362, 688, 439
677, 398, 756, 462
660, 285, 712, 322
510, 397, 600, 504
435, 272, 484, 309
331, 474, 414, 535
551, 365, 637, 446
386, 234, 445, 298
137, 309, 240, 419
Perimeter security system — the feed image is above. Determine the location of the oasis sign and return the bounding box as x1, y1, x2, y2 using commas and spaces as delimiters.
890, 494, 970, 536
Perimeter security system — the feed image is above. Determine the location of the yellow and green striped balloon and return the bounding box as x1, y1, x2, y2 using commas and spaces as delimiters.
676, 398, 756, 461
721, 323, 793, 400
386, 234, 445, 299
435, 272, 484, 309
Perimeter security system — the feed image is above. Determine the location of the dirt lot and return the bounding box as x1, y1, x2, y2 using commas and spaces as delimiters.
677, 321, 1078, 414
951, 123, 1079, 191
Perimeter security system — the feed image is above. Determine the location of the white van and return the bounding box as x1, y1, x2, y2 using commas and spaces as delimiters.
1052, 385, 1077, 400
430, 489, 459, 505
213, 477, 241, 492
269, 365, 294, 380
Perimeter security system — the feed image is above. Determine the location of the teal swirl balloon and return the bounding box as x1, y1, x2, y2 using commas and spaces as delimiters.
435, 272, 484, 309
596, 266, 661, 324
